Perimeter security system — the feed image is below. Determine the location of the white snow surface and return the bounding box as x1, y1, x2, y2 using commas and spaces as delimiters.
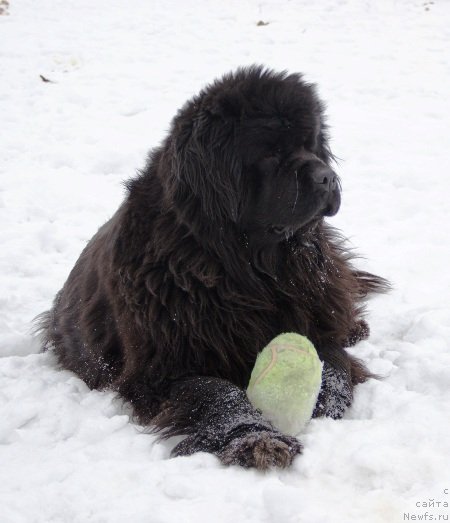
1, 1, 450, 522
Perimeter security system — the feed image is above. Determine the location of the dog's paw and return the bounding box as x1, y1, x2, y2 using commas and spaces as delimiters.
217, 431, 302, 470
312, 362, 353, 419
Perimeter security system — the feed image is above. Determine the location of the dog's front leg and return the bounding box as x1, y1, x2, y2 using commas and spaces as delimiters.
154, 376, 302, 469
312, 360, 353, 419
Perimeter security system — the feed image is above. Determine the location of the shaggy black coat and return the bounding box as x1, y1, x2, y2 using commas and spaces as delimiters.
38, 66, 388, 469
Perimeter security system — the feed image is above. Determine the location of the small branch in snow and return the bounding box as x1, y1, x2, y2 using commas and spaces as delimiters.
39, 75, 56, 84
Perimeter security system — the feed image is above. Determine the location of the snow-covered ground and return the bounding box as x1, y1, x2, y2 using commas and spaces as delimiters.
1, 1, 449, 521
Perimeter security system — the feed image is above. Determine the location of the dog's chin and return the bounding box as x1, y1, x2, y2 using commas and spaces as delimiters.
244, 220, 320, 253
269, 217, 321, 243
244, 193, 341, 249
272, 191, 341, 240
269, 199, 341, 243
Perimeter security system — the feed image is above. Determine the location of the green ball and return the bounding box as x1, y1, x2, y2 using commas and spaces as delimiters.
247, 333, 323, 436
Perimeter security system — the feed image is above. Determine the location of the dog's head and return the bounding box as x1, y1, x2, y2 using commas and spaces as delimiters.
167, 66, 340, 246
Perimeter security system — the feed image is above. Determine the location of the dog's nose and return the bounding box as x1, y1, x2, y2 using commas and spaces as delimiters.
310, 165, 337, 190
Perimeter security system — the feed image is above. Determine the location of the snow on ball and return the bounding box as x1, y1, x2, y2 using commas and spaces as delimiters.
247, 333, 323, 436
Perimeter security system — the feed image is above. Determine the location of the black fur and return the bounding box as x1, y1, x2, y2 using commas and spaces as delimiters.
37, 66, 388, 469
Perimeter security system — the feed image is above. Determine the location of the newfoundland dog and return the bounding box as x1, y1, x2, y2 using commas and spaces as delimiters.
38, 66, 388, 469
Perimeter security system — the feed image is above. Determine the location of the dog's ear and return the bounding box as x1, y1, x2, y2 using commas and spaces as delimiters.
169, 109, 243, 224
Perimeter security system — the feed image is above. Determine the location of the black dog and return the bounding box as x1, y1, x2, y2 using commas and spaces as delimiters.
37, 66, 388, 469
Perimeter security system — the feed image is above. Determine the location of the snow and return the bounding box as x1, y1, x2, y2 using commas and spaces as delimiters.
1, 0, 449, 522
